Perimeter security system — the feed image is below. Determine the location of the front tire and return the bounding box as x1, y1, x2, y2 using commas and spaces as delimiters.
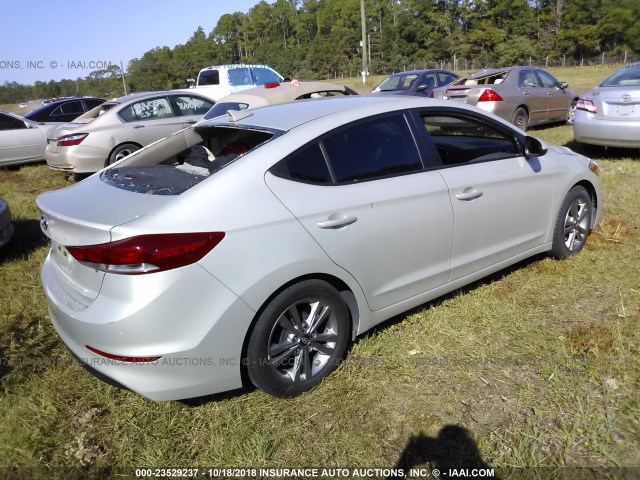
246, 280, 350, 397
551, 186, 593, 259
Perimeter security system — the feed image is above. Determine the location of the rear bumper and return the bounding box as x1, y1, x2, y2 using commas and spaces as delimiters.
45, 144, 110, 173
573, 113, 640, 148
41, 252, 256, 401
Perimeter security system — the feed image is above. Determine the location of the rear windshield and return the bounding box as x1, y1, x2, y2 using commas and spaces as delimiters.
101, 125, 276, 195
600, 66, 640, 87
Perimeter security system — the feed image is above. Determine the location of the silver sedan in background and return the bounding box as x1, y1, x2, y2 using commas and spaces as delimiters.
0, 111, 52, 166
431, 66, 579, 131
45, 91, 214, 173
573, 63, 640, 148
37, 96, 600, 401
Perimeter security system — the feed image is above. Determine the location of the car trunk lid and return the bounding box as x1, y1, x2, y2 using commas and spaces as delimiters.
37, 176, 174, 304
595, 88, 640, 119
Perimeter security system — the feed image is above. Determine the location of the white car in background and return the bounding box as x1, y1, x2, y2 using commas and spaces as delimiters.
0, 111, 53, 166
45, 91, 214, 173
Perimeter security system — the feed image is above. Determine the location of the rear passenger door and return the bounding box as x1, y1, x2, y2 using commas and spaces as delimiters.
117, 96, 185, 146
170, 95, 215, 126
265, 113, 453, 311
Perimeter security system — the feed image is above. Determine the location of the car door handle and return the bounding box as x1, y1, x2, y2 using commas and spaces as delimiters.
455, 188, 483, 201
183, 120, 197, 124
522, 91, 531, 95
132, 125, 145, 129
316, 215, 358, 229
546, 92, 554, 96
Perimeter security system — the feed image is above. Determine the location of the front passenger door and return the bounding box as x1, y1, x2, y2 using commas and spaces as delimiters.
419, 112, 553, 281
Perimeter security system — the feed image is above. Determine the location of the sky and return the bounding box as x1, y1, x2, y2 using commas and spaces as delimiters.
0, 0, 263, 85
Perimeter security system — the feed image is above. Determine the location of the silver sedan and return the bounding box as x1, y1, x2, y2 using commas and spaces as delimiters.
431, 66, 579, 131
37, 96, 601, 401
45, 91, 214, 173
573, 63, 640, 148
0, 111, 52, 166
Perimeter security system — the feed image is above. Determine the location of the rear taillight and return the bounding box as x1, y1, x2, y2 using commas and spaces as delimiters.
57, 133, 88, 147
576, 98, 597, 114
478, 89, 503, 102
67, 232, 225, 275
427, 91, 434, 98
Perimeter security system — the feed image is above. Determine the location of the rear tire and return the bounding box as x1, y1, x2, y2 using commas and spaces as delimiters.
246, 280, 350, 397
106, 143, 140, 166
551, 186, 593, 259
513, 107, 529, 131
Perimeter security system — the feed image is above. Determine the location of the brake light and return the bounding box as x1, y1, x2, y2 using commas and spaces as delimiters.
264, 82, 280, 89
85, 345, 161, 363
428, 91, 434, 98
67, 232, 225, 275
576, 99, 597, 114
57, 133, 88, 147
478, 89, 503, 102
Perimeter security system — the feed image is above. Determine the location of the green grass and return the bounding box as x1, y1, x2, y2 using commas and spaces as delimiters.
1, 69, 639, 479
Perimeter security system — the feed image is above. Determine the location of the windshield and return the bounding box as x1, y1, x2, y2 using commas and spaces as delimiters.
102, 125, 276, 195
600, 66, 640, 87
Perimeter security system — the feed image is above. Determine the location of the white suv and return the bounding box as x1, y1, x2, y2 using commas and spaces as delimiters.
190, 64, 285, 101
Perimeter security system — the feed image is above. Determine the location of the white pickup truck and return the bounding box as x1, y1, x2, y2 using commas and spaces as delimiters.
185, 64, 285, 101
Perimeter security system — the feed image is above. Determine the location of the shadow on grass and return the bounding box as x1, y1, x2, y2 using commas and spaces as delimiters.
388, 425, 499, 480
0, 219, 48, 264
562, 139, 640, 159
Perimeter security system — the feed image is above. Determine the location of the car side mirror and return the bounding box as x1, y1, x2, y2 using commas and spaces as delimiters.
415, 84, 429, 91
524, 136, 547, 157
559, 81, 568, 89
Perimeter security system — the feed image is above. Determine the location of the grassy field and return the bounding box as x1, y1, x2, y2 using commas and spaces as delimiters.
0, 67, 638, 479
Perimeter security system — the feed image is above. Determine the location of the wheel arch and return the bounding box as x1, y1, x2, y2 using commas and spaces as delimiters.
239, 273, 360, 387
106, 141, 143, 162
572, 179, 599, 229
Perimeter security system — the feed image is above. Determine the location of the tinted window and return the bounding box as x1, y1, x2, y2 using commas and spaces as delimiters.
198, 70, 219, 86
438, 72, 458, 85
119, 97, 174, 122
421, 114, 519, 166
0, 113, 26, 130
172, 95, 214, 116
271, 144, 332, 184
253, 67, 281, 85
51, 101, 84, 116
84, 99, 104, 110
536, 70, 559, 88
323, 115, 422, 183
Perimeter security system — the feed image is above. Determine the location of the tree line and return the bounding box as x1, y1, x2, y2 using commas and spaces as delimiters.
2, 0, 639, 103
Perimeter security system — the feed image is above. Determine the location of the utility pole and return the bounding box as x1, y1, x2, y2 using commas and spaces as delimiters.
360, 0, 368, 84
120, 61, 128, 96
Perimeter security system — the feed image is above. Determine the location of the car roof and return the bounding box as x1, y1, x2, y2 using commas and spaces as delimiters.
201, 96, 472, 132
106, 90, 209, 106
387, 69, 454, 76
214, 81, 351, 107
